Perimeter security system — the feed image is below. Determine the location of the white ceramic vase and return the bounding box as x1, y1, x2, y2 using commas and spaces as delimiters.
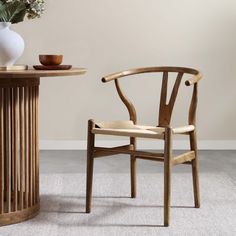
0, 22, 24, 66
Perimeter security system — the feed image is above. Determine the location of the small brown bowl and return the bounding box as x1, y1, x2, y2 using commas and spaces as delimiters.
39, 55, 63, 66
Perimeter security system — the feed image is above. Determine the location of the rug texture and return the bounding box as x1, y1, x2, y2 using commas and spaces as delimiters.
1, 173, 236, 236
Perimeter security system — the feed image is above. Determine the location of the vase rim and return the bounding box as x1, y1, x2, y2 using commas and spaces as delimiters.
0, 22, 11, 29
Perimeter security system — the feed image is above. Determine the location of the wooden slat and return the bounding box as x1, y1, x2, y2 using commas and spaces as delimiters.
159, 71, 168, 126
0, 88, 4, 213
159, 72, 183, 127
29, 87, 33, 207
32, 87, 36, 205
24, 86, 29, 208
93, 145, 133, 158
136, 155, 164, 162
94, 146, 164, 160
168, 72, 183, 112
172, 151, 195, 166
35, 86, 39, 203
10, 88, 15, 211
13, 88, 18, 211
5, 88, 11, 212
19, 87, 24, 210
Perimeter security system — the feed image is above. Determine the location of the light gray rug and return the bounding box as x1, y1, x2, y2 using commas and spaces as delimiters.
1, 173, 236, 236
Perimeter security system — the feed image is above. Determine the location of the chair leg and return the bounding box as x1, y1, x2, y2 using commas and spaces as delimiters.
164, 128, 172, 227
190, 131, 200, 208
86, 119, 95, 213
130, 137, 136, 198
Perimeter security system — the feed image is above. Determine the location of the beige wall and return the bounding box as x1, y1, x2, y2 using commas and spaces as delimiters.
13, 0, 236, 141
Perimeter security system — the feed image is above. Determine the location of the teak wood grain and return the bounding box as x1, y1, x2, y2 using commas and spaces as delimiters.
86, 66, 202, 227
0, 68, 86, 79
0, 69, 86, 226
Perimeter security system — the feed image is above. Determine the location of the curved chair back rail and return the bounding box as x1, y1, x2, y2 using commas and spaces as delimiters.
102, 66, 202, 127
102, 66, 201, 84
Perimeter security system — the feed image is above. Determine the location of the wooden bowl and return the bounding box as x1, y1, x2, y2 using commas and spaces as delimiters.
39, 55, 63, 66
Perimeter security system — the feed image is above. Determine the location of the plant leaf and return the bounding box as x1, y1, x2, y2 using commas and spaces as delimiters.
0, 2, 8, 22
0, 2, 26, 23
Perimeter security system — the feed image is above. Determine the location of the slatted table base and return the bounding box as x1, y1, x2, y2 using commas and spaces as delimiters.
0, 78, 40, 226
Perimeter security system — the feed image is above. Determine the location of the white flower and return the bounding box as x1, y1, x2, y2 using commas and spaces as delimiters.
25, 0, 45, 19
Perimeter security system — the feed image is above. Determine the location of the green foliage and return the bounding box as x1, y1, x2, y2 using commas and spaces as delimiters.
0, 1, 26, 24
0, 0, 45, 24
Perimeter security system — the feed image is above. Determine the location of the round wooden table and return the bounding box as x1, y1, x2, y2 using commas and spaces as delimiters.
0, 68, 86, 226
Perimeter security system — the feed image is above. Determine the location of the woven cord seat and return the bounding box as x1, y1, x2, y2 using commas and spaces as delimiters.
93, 120, 195, 138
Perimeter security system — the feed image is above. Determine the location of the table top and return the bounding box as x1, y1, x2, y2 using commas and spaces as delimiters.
0, 68, 86, 79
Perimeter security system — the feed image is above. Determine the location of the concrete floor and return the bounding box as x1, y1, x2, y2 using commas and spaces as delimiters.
40, 150, 236, 181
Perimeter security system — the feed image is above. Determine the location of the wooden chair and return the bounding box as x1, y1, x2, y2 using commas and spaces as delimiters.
86, 66, 202, 226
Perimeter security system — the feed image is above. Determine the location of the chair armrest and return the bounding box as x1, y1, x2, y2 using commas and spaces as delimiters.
102, 71, 131, 83
185, 73, 202, 86
172, 125, 195, 134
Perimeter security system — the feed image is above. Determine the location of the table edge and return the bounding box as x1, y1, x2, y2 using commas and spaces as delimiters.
0, 68, 87, 79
